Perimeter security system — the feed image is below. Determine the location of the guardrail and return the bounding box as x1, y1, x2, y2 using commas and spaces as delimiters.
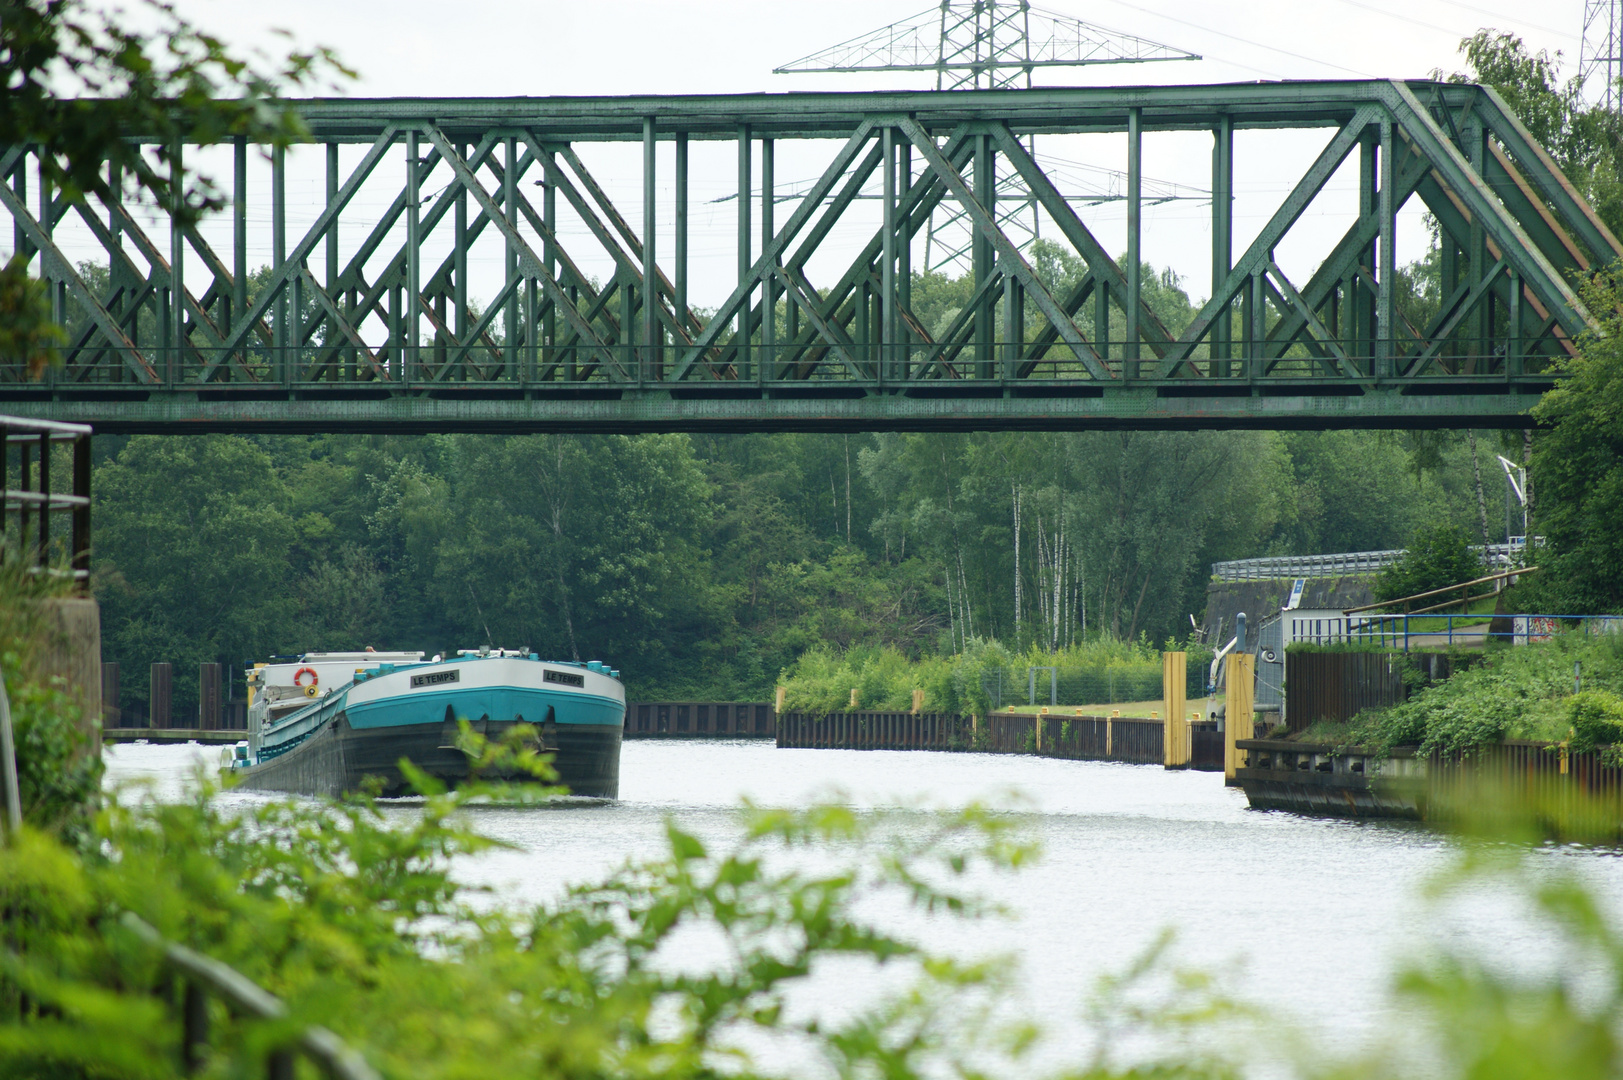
1211, 543, 1532, 583
1, 414, 91, 591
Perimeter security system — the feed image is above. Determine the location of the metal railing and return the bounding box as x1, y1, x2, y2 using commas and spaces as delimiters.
1294, 613, 1623, 651
118, 913, 381, 1080
1212, 543, 1533, 583
1, 414, 91, 591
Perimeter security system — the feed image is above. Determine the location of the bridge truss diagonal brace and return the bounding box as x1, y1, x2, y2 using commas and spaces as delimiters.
988, 124, 1175, 361
517, 135, 695, 352
201, 126, 402, 381
1401, 258, 1508, 377
671, 120, 878, 381
0, 165, 158, 384
895, 116, 1110, 381
1162, 104, 1381, 377
1474, 84, 1623, 267
1258, 134, 1433, 375
1385, 81, 1590, 335
424, 126, 622, 378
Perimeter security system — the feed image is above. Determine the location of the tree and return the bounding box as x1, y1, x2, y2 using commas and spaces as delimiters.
1446, 30, 1623, 237
1374, 522, 1484, 602
1526, 270, 1623, 613
95, 436, 299, 721
1, 0, 349, 370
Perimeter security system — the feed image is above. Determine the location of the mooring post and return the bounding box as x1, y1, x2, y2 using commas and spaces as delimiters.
149, 663, 172, 730
1224, 653, 1255, 784
1163, 651, 1188, 768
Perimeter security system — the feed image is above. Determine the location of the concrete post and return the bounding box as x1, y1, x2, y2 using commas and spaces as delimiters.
1224, 653, 1255, 784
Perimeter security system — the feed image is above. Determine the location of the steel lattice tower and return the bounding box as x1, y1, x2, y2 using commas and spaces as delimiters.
1583, 0, 1623, 112
776, 2, 1200, 269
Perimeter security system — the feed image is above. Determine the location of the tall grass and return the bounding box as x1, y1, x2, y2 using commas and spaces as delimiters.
779, 637, 1211, 714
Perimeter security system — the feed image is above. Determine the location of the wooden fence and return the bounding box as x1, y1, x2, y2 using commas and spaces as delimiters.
625, 701, 775, 738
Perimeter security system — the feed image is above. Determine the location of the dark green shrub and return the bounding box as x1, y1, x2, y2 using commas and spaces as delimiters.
1374, 523, 1485, 602
1567, 689, 1623, 758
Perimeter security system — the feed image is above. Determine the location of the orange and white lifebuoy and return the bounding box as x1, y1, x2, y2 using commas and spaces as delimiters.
294, 666, 320, 697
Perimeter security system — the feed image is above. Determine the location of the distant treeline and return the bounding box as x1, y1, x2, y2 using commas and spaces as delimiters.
91, 408, 1508, 718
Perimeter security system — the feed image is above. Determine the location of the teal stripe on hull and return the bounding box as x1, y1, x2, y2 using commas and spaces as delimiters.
345, 685, 624, 730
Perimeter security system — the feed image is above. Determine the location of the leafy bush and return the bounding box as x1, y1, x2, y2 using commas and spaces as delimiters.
1567, 689, 1623, 760
0, 560, 102, 847
0, 769, 1033, 1080
1349, 629, 1623, 755
1374, 523, 1485, 602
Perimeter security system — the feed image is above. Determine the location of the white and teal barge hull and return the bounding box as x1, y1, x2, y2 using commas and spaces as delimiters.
231, 651, 624, 798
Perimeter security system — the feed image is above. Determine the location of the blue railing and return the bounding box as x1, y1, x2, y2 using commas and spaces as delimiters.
1296, 613, 1623, 651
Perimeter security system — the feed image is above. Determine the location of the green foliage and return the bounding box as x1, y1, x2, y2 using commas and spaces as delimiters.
1526, 265, 1623, 615
0, 0, 349, 225
0, 772, 1035, 1080
1566, 689, 1623, 762
0, 256, 63, 376
0, 562, 102, 847
1374, 523, 1484, 603
1350, 630, 1623, 755
779, 636, 1194, 715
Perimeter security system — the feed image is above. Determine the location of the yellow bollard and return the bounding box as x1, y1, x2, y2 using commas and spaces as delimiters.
775, 686, 787, 713
1224, 653, 1255, 784
1162, 651, 1188, 768
850, 687, 859, 709
912, 688, 925, 714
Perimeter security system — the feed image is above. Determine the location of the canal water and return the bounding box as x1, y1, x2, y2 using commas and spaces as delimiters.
105, 739, 1623, 1071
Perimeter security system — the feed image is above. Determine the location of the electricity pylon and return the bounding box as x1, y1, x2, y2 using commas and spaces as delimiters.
1582, 0, 1622, 112
775, 1, 1201, 271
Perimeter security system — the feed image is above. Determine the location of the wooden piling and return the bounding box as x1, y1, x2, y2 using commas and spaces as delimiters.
102, 662, 120, 728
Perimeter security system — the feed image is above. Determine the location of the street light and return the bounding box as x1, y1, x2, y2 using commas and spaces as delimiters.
1495, 455, 1528, 549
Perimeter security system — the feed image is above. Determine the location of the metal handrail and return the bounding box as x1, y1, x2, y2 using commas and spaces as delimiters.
119, 912, 382, 1080
1212, 543, 1535, 583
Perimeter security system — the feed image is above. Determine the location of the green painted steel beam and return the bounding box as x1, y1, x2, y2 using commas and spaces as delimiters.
0, 386, 1551, 434
3, 79, 1609, 434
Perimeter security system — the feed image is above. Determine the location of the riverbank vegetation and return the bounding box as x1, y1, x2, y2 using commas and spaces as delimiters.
1316, 631, 1623, 756
777, 636, 1212, 714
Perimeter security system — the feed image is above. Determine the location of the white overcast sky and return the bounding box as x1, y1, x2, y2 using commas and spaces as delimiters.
40, 1, 1600, 322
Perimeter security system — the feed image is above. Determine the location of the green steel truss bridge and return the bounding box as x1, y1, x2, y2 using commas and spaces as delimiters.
1, 80, 1616, 434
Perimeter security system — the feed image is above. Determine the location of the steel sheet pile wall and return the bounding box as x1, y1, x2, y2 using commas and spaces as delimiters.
627, 702, 775, 738
775, 711, 1202, 768
777, 712, 969, 750
1427, 741, 1623, 818
1285, 651, 1408, 731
